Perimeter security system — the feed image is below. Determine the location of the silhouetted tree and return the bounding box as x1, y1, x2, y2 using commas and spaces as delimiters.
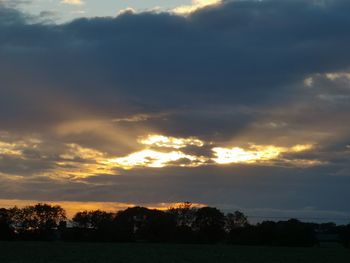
11, 203, 66, 240
227, 224, 260, 245
254, 219, 317, 247
278, 219, 316, 246
90, 210, 114, 229
71, 210, 114, 241
141, 209, 176, 242
72, 210, 114, 230
193, 207, 226, 243
225, 211, 248, 232
339, 224, 350, 248
0, 208, 15, 240
168, 202, 196, 228
167, 202, 197, 243
72, 211, 90, 229
0, 203, 336, 247
114, 207, 176, 242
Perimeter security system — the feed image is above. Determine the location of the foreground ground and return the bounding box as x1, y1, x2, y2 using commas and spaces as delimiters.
0, 242, 349, 263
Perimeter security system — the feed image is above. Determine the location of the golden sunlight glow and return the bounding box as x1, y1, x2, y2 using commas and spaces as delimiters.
212, 144, 314, 165
290, 144, 313, 152
49, 143, 116, 179
108, 149, 207, 169
0, 131, 320, 178
59, 143, 104, 160
139, 134, 204, 149
173, 0, 221, 15
212, 145, 283, 164
45, 141, 317, 174
0, 199, 206, 218
0, 141, 23, 156
0, 138, 41, 157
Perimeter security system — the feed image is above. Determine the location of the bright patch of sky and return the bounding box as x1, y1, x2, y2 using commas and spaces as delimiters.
12, 0, 208, 23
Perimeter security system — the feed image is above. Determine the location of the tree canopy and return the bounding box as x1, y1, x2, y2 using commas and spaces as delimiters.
0, 202, 349, 247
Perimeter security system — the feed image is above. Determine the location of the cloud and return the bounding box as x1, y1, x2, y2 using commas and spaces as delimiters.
173, 0, 222, 15
109, 149, 207, 169
61, 0, 84, 5
0, 130, 320, 177
139, 134, 204, 149
1, 0, 350, 218
0, 0, 31, 7
211, 144, 322, 167
117, 7, 136, 16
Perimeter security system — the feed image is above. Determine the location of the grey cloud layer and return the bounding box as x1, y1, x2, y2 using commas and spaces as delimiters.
1, 0, 350, 139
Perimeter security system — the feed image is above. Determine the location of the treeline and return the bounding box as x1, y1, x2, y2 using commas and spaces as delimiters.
0, 203, 349, 247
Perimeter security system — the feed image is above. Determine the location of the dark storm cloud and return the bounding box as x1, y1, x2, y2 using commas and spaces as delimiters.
1, 0, 350, 141
1, 0, 350, 133
0, 3, 27, 24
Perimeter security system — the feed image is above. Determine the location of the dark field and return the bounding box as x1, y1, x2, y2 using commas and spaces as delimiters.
0, 242, 349, 263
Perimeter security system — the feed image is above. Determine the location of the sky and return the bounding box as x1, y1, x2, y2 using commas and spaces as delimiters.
3, 0, 222, 22
0, 0, 350, 223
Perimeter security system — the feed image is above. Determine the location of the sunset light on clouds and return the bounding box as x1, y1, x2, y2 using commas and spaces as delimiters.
173, 0, 222, 14
0, 0, 350, 221
212, 144, 314, 165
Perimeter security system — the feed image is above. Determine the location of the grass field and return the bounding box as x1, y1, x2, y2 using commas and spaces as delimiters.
0, 242, 349, 263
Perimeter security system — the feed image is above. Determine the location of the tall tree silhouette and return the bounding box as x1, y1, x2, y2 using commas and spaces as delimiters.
193, 207, 226, 243
168, 202, 197, 242
114, 207, 176, 242
0, 203, 333, 247
73, 210, 114, 230
225, 211, 249, 232
72, 210, 115, 241
11, 203, 66, 240
0, 208, 14, 240
168, 202, 196, 228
